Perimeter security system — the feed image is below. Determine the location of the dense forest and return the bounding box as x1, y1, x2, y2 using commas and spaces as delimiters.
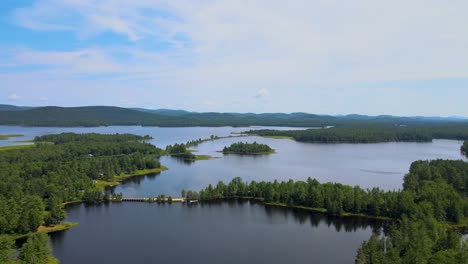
463, 141, 468, 156
0, 233, 55, 263
189, 159, 468, 263
0, 133, 162, 235
1, 105, 468, 127
247, 125, 468, 143
222, 142, 273, 154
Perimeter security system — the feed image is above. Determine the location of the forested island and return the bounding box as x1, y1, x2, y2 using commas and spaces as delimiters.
222, 142, 274, 154
165, 143, 212, 161
247, 125, 468, 143
462, 141, 468, 156
0, 133, 165, 261
188, 159, 468, 263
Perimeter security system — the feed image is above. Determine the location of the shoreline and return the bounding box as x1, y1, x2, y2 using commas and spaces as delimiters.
262, 202, 394, 221
0, 134, 24, 140
13, 222, 79, 240
95, 166, 169, 190
201, 197, 396, 222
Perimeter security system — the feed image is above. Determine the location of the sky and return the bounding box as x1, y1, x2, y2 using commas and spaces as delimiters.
1, 0, 468, 116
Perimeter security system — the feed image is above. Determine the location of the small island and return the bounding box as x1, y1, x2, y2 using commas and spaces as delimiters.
165, 143, 213, 161
222, 142, 274, 155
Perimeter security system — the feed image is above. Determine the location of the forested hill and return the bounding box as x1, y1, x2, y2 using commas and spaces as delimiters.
0, 106, 183, 127
0, 106, 339, 127
1, 105, 467, 127
247, 125, 468, 143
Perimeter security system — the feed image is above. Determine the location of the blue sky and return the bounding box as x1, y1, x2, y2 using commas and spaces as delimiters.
1, 0, 468, 116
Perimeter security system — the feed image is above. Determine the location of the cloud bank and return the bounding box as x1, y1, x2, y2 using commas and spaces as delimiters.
1, 0, 467, 115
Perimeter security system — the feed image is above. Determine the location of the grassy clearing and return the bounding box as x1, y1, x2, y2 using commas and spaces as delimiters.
0, 134, 23, 140
0, 144, 34, 151
95, 166, 169, 190
48, 256, 59, 264
13, 222, 79, 240
14, 139, 35, 143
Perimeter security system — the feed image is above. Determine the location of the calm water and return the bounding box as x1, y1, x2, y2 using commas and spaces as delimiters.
114, 137, 466, 196
0, 125, 305, 148
1, 125, 466, 263
51, 201, 383, 264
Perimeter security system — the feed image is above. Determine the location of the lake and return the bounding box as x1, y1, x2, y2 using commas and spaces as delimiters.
1, 125, 466, 263
51, 201, 384, 264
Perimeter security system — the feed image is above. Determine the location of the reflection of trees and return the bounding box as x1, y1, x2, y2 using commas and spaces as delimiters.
107, 172, 162, 194
199, 199, 386, 235
261, 202, 386, 234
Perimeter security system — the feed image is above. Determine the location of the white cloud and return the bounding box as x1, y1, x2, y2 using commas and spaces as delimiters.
39, 96, 48, 101
8, 93, 21, 100
10, 0, 468, 83
4, 1, 468, 115
254, 88, 270, 98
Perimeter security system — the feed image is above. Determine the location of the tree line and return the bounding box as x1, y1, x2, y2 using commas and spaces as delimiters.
247, 125, 468, 143
462, 141, 468, 156
0, 133, 163, 235
0, 233, 55, 263
188, 159, 468, 263
194, 159, 467, 222
222, 142, 273, 154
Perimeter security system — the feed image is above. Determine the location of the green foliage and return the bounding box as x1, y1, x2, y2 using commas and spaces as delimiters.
19, 233, 53, 264
0, 133, 162, 235
165, 143, 196, 160
462, 141, 468, 156
44, 197, 66, 226
222, 142, 273, 154
0, 235, 15, 263
196, 160, 467, 222
356, 216, 468, 264
248, 125, 468, 143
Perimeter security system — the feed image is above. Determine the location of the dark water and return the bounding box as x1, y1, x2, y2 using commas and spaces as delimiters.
1, 126, 465, 263
51, 201, 383, 264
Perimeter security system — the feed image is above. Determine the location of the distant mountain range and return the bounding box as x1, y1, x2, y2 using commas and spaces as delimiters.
0, 104, 35, 111
0, 104, 466, 127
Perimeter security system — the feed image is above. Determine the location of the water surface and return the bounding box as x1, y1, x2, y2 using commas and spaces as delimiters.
51, 201, 382, 264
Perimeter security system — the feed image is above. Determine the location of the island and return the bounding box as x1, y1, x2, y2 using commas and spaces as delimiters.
222, 142, 274, 154
165, 143, 212, 161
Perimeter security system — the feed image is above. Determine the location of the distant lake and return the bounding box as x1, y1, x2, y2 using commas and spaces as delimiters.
1, 125, 466, 263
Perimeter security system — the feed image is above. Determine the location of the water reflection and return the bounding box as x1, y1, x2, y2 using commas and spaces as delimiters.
51, 201, 379, 264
